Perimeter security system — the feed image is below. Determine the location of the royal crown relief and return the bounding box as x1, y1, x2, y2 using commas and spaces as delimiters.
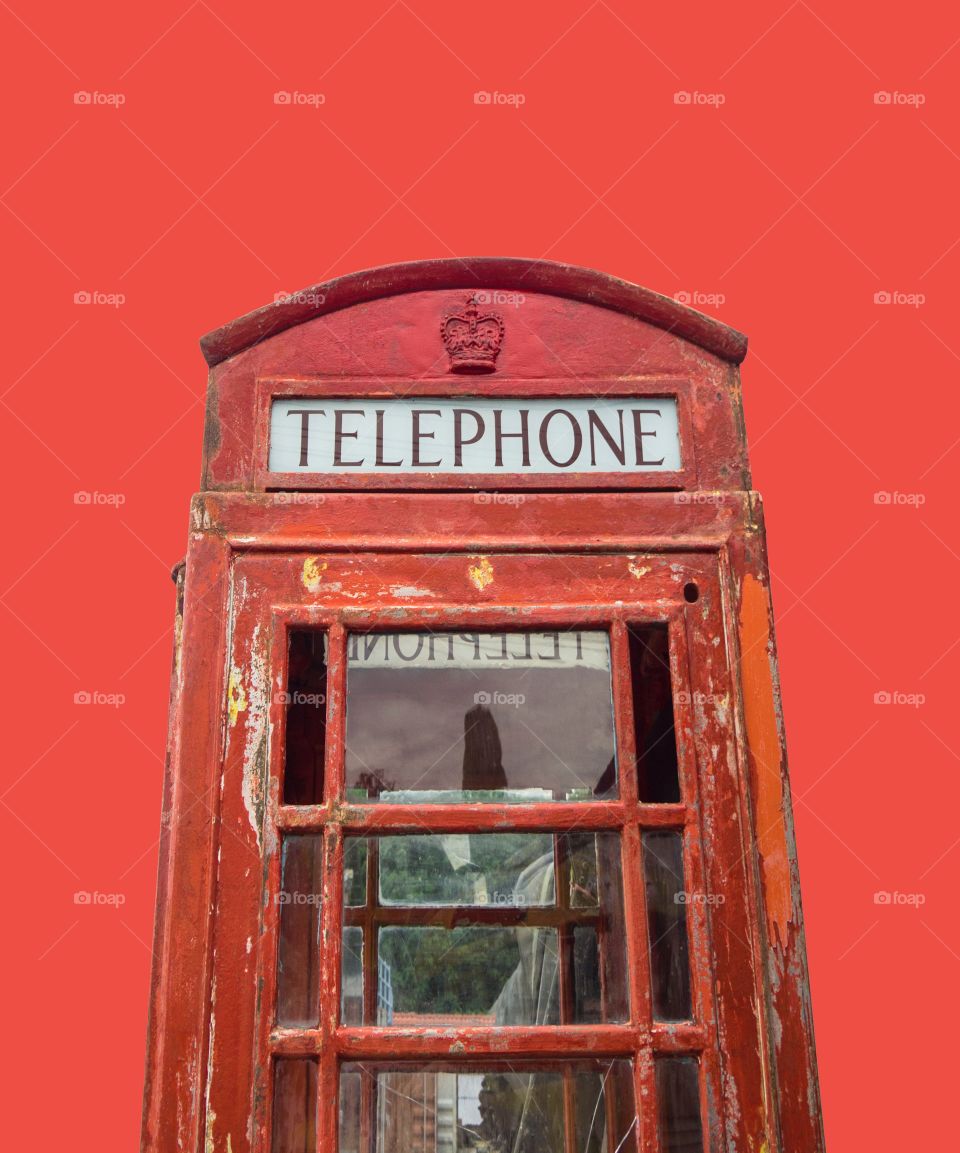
266, 295, 682, 475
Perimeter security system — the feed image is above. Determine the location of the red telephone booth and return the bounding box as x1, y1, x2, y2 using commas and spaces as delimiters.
141, 259, 824, 1153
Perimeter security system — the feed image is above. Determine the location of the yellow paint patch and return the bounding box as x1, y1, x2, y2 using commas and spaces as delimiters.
227, 668, 247, 727
468, 555, 494, 591
302, 557, 327, 592
627, 557, 651, 580
739, 573, 791, 949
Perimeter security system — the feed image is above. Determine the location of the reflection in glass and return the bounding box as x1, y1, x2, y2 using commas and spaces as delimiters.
656, 1057, 703, 1153
642, 831, 692, 1021
341, 832, 627, 1027
284, 630, 327, 804
277, 835, 322, 1026
272, 1058, 317, 1153
630, 624, 680, 803
339, 1061, 637, 1153
344, 631, 617, 802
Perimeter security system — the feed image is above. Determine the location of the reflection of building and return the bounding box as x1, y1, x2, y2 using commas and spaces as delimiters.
378, 1071, 486, 1153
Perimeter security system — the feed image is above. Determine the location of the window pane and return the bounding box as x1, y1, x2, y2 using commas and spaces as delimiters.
344, 631, 617, 802
629, 625, 680, 803
341, 832, 627, 1026
642, 831, 692, 1021
284, 630, 327, 804
277, 834, 322, 1026
338, 1061, 637, 1153
272, 1058, 317, 1153
342, 925, 364, 1025
655, 1057, 703, 1153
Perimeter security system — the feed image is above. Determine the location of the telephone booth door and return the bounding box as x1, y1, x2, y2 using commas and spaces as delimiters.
141, 259, 824, 1153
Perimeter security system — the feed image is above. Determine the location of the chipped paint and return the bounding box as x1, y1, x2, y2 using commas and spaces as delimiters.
390, 584, 435, 598
301, 556, 327, 592
627, 556, 651, 579
467, 555, 494, 590
240, 624, 268, 850
739, 572, 791, 949
226, 668, 247, 727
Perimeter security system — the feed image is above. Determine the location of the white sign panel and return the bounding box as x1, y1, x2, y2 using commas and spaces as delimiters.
269, 396, 681, 474
346, 630, 611, 671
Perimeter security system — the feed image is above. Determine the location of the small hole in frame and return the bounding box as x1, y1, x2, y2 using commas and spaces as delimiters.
683, 582, 699, 604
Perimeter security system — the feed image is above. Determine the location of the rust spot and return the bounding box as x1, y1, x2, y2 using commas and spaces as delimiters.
739, 573, 791, 949
302, 556, 327, 592
467, 555, 494, 590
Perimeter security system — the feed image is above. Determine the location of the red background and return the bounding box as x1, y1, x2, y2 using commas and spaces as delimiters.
2, 3, 957, 1149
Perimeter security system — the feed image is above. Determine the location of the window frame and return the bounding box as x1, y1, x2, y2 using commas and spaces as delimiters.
259, 604, 719, 1153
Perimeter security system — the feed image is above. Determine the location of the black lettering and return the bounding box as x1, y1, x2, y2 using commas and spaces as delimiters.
333, 409, 365, 467
412, 409, 442, 467
453, 409, 485, 467
375, 409, 402, 466
632, 408, 665, 466
588, 409, 626, 466
286, 408, 325, 467
493, 408, 531, 468
539, 408, 583, 468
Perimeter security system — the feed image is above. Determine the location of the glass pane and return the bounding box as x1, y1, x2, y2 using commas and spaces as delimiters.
656, 1057, 703, 1153
277, 834, 322, 1026
630, 625, 680, 803
344, 630, 617, 802
284, 630, 327, 804
339, 1061, 637, 1153
642, 831, 692, 1021
342, 925, 364, 1025
272, 1058, 317, 1153
344, 837, 368, 906
342, 832, 627, 1026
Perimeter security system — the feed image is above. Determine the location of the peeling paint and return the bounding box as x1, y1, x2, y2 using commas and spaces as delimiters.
240, 624, 268, 850
740, 572, 791, 949
390, 584, 435, 598
627, 556, 651, 579
301, 556, 327, 592
226, 668, 247, 727
467, 555, 494, 590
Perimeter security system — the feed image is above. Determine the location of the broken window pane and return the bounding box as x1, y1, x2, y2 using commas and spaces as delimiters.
642, 831, 692, 1021
341, 832, 627, 1026
276, 834, 322, 1026
284, 630, 328, 804
338, 1061, 637, 1153
272, 1058, 317, 1153
655, 1057, 703, 1153
630, 624, 680, 803
344, 631, 617, 802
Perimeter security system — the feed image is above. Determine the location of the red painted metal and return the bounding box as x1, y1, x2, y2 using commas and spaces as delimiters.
142, 258, 823, 1153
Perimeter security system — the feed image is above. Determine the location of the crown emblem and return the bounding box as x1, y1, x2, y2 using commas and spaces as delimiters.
441, 295, 504, 373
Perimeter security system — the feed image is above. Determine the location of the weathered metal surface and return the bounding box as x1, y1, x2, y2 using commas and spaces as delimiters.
142, 258, 824, 1153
